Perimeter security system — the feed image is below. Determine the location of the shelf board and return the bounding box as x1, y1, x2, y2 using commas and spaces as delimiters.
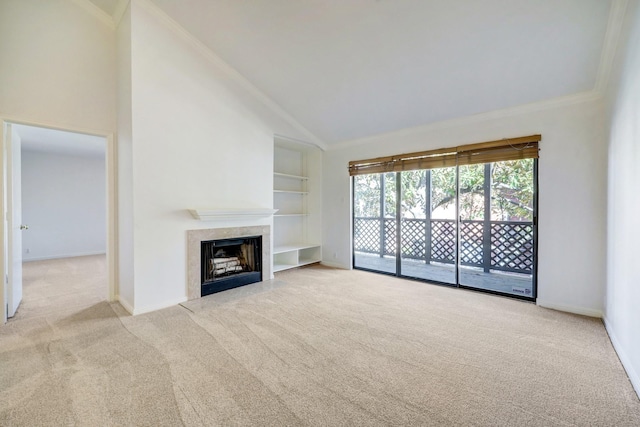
274, 244, 321, 254
273, 263, 297, 272
298, 259, 321, 267
189, 208, 278, 220
274, 213, 308, 217
274, 172, 308, 180
273, 260, 321, 272
273, 190, 308, 195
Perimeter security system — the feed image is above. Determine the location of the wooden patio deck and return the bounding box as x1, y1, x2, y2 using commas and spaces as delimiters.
354, 252, 533, 297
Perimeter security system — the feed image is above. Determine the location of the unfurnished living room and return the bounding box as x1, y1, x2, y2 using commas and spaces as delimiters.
1, 0, 639, 425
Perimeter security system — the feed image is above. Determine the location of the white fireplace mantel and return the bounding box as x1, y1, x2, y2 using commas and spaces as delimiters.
189, 208, 278, 221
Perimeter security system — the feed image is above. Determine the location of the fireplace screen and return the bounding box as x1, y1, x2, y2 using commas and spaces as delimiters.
201, 236, 262, 296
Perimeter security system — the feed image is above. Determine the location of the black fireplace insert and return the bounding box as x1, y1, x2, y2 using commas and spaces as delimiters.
201, 236, 262, 296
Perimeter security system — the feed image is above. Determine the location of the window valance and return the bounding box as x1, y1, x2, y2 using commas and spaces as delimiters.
348, 135, 540, 176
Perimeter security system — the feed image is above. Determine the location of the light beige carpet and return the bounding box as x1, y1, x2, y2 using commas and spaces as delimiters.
1, 258, 639, 426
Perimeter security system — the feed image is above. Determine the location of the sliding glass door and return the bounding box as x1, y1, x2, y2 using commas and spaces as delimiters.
353, 172, 397, 274
457, 160, 535, 297
399, 168, 457, 284
458, 163, 489, 289
352, 159, 537, 300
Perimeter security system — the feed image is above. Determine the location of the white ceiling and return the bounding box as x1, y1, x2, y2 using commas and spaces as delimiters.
14, 124, 106, 158
90, 0, 613, 146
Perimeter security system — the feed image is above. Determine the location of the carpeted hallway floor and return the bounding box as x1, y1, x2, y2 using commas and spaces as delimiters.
1, 257, 639, 426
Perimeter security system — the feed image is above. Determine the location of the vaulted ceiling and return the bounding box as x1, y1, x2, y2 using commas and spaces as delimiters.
90, 0, 614, 146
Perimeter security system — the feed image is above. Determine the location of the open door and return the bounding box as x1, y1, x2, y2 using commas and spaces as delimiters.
0, 120, 116, 324
5, 123, 23, 318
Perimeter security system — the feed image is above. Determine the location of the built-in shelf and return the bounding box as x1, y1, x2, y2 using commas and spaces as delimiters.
273, 139, 321, 273
274, 243, 320, 254
189, 208, 278, 221
273, 259, 320, 273
274, 172, 309, 180
273, 244, 321, 272
273, 190, 309, 195
273, 263, 296, 273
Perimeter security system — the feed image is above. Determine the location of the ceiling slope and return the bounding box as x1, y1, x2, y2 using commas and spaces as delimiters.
91, 0, 615, 146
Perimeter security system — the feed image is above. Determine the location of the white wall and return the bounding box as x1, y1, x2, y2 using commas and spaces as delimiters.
604, 0, 640, 397
116, 3, 135, 310
0, 0, 116, 132
323, 97, 607, 316
21, 150, 106, 261
119, 0, 317, 313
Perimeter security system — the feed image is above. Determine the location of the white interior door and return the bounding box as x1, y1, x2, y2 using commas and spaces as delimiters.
6, 123, 23, 318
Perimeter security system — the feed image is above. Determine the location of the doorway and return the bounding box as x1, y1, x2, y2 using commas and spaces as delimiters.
1, 120, 116, 323
353, 159, 537, 300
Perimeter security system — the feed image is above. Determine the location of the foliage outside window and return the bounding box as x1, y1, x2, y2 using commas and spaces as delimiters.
354, 159, 533, 221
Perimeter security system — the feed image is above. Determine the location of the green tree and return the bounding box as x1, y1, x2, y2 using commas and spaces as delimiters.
353, 172, 396, 217
490, 159, 534, 220
354, 159, 533, 221
429, 160, 533, 220
400, 170, 426, 218
353, 174, 380, 217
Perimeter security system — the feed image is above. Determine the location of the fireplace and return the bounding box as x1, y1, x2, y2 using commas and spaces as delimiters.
187, 225, 271, 300
200, 236, 262, 296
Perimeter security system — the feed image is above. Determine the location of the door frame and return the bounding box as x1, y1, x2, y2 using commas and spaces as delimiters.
5, 122, 23, 318
0, 117, 118, 323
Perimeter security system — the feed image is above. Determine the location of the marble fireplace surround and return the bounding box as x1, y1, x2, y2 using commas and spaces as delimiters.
187, 225, 271, 300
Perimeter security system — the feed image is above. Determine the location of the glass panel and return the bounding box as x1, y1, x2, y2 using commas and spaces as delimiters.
491, 159, 534, 221
353, 173, 397, 274
400, 168, 456, 284
489, 159, 535, 297
457, 164, 487, 289
458, 161, 535, 298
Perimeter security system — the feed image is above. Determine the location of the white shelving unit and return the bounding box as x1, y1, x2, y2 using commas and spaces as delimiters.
274, 172, 308, 180
273, 190, 309, 194
273, 244, 322, 272
273, 138, 322, 272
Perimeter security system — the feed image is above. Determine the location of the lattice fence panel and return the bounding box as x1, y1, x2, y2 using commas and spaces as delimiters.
460, 221, 484, 267
384, 219, 397, 256
401, 219, 426, 260
491, 222, 533, 273
353, 218, 381, 254
431, 220, 456, 264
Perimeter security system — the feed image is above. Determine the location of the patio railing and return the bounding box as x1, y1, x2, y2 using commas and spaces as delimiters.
354, 217, 533, 274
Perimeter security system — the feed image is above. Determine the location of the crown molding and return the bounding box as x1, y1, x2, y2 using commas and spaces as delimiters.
328, 90, 602, 151
68, 0, 115, 29
113, 0, 130, 27
594, 0, 629, 95
134, 0, 327, 151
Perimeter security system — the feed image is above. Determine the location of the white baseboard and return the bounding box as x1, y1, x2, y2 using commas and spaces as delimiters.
132, 297, 188, 315
536, 300, 603, 318
320, 260, 350, 269
603, 317, 640, 399
117, 295, 188, 316
23, 251, 106, 262
117, 295, 135, 315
